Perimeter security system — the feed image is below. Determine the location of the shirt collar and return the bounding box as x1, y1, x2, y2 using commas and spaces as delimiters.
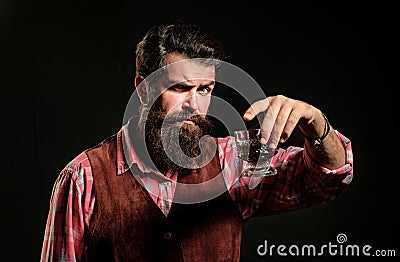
116, 123, 133, 175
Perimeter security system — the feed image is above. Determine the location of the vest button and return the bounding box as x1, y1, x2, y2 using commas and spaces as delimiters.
164, 232, 172, 240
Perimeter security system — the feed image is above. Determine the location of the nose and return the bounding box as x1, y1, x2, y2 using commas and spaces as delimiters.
182, 90, 199, 113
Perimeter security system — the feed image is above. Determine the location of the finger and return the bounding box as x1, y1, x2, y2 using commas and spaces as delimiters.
268, 105, 293, 146
259, 102, 279, 147
243, 98, 270, 121
279, 110, 302, 143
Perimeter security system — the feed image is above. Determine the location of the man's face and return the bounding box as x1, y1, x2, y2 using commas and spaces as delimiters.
157, 54, 216, 123
136, 54, 217, 173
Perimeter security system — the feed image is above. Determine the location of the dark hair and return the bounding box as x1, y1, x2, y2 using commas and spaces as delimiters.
135, 22, 226, 78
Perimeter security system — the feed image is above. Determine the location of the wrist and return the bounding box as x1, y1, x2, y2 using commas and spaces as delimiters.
299, 111, 331, 146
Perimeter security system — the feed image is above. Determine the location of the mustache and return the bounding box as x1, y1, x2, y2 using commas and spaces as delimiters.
161, 111, 207, 126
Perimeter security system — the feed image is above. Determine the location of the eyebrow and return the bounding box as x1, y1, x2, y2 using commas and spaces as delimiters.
170, 80, 215, 89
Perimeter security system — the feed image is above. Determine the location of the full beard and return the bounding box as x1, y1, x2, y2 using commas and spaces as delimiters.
137, 100, 214, 175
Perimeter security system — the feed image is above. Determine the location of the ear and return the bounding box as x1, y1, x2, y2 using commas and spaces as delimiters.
135, 75, 149, 105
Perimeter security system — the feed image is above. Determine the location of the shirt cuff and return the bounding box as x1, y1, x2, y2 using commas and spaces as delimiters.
303, 130, 353, 184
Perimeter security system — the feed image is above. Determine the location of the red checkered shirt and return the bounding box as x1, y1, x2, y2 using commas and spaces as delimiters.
40, 124, 353, 262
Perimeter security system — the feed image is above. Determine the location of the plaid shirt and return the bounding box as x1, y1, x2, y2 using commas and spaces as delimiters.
40, 124, 353, 262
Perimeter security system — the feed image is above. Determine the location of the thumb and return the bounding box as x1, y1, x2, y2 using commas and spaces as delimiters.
243, 107, 256, 121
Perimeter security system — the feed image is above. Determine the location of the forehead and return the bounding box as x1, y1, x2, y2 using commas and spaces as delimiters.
160, 54, 216, 85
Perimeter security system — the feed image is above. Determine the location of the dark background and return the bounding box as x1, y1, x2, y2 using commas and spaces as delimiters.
1, 1, 398, 261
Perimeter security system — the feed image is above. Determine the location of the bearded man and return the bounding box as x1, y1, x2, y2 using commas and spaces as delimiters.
40, 22, 354, 262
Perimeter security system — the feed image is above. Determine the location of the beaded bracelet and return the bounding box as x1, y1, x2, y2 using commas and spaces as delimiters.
301, 112, 331, 146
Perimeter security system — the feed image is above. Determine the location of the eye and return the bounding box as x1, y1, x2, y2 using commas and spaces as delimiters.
170, 84, 186, 91
198, 86, 211, 95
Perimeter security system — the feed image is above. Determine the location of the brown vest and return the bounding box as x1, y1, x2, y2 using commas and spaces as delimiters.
84, 134, 244, 262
